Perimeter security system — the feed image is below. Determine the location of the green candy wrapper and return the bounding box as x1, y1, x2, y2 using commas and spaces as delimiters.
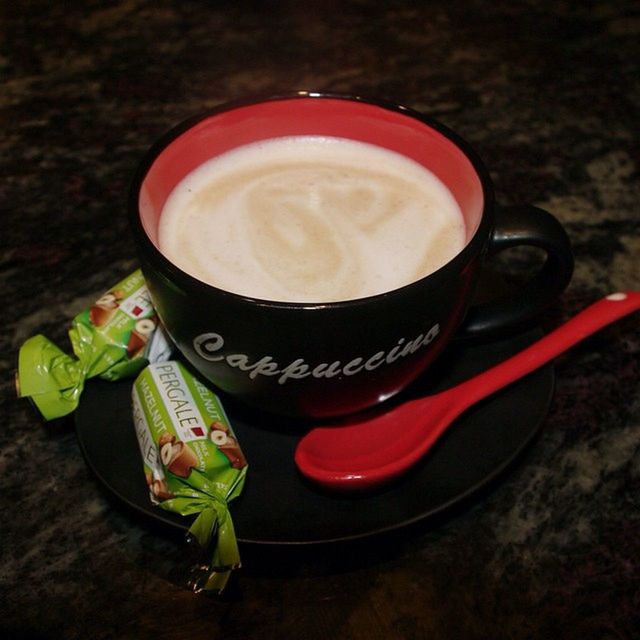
17, 269, 172, 420
132, 360, 248, 594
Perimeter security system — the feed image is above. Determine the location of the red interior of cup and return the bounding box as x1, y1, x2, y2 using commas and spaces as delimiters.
139, 96, 485, 247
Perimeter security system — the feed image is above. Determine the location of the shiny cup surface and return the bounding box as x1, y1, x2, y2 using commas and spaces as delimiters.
130, 92, 573, 418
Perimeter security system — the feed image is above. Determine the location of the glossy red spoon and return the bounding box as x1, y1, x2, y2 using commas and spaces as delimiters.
295, 292, 640, 491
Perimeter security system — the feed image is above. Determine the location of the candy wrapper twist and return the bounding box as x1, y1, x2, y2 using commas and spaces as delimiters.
132, 361, 248, 594
17, 270, 172, 420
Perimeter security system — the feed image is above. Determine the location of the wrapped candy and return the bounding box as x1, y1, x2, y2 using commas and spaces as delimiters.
132, 360, 248, 593
17, 269, 172, 420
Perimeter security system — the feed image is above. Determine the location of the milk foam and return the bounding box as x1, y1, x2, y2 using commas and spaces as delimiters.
158, 136, 465, 303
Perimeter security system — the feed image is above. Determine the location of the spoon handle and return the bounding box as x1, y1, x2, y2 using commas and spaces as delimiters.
449, 292, 640, 412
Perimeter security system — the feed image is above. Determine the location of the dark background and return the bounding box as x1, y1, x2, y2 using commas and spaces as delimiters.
2, 1, 639, 639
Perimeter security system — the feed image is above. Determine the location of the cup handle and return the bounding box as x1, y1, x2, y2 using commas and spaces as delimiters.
458, 204, 574, 338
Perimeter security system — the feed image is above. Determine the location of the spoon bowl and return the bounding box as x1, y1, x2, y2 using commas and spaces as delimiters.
295, 292, 640, 491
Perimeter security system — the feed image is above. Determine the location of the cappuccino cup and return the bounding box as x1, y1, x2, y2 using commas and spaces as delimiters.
130, 92, 573, 418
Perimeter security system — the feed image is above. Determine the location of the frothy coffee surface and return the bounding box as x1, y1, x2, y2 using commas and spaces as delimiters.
158, 136, 465, 303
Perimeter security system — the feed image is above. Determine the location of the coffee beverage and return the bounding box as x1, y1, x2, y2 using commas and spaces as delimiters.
132, 93, 573, 417
158, 136, 465, 303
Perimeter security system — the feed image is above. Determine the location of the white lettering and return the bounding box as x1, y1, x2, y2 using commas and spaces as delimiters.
424, 324, 440, 344
343, 357, 364, 376
247, 356, 280, 379
364, 351, 385, 371
400, 334, 425, 356
194, 333, 225, 361
191, 322, 441, 385
278, 359, 311, 384
226, 353, 251, 369
386, 339, 405, 364
312, 361, 343, 379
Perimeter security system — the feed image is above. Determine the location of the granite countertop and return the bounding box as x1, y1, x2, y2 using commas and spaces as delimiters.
2, 1, 639, 639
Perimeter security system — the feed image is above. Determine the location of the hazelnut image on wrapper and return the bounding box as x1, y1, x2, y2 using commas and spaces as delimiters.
144, 471, 174, 501
158, 432, 174, 448
126, 317, 157, 358
210, 422, 247, 470
159, 435, 199, 478
88, 290, 124, 327
151, 478, 174, 501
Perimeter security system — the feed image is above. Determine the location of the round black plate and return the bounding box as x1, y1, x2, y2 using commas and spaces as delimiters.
75, 328, 553, 545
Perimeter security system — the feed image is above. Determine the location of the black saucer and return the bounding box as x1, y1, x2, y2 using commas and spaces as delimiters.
75, 327, 553, 545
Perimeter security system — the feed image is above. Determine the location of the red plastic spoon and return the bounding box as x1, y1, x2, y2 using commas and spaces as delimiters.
295, 292, 640, 491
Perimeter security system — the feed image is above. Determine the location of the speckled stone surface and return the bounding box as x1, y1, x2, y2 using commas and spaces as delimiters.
2, 1, 639, 639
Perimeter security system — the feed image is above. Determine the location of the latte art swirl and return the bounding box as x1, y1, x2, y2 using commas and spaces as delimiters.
158, 137, 465, 303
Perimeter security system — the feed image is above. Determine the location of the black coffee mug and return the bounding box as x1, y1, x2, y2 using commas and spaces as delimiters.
129, 92, 573, 418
